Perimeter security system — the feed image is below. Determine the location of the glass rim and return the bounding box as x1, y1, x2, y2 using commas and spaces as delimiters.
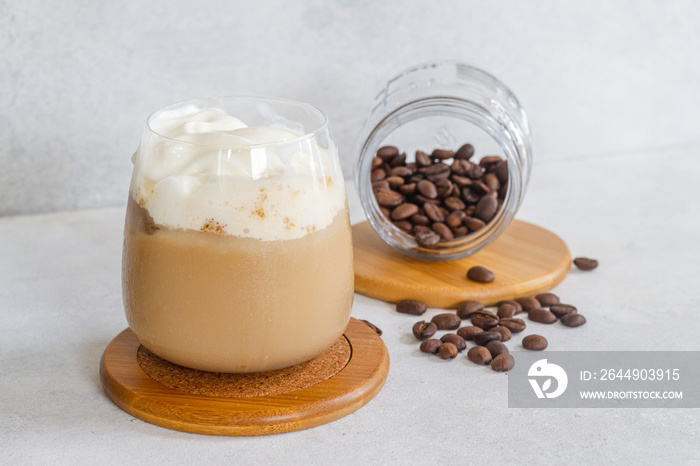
144, 95, 329, 149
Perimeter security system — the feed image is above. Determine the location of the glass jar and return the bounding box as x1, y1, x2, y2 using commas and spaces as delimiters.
123, 96, 354, 373
354, 61, 532, 261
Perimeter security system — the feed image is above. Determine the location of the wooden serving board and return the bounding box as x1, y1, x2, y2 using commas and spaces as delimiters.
100, 318, 389, 436
352, 219, 571, 308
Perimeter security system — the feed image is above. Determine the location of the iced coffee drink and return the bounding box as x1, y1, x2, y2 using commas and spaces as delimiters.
122, 97, 354, 373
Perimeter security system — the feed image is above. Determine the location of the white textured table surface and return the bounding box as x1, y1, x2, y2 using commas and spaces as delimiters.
2, 147, 699, 464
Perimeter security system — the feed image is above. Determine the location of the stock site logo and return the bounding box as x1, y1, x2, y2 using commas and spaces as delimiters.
528, 359, 568, 399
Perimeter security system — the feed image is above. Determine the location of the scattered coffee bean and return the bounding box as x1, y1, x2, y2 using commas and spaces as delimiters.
360, 320, 383, 336
471, 311, 499, 330
419, 339, 443, 354
491, 325, 512, 342
397, 299, 427, 316
498, 300, 523, 314
574, 257, 598, 271
497, 302, 517, 319
486, 340, 509, 358
412, 321, 437, 340
528, 309, 557, 324
441, 333, 467, 352
431, 313, 461, 330
491, 354, 515, 372
535, 292, 560, 307
456, 300, 484, 319
515, 297, 541, 312
522, 334, 548, 351
456, 326, 484, 340
498, 318, 526, 333
438, 342, 459, 359
561, 313, 587, 327
550, 304, 578, 318
466, 266, 495, 283
472, 331, 502, 346
467, 346, 492, 365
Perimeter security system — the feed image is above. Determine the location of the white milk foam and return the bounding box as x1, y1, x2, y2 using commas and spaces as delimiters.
131, 105, 345, 241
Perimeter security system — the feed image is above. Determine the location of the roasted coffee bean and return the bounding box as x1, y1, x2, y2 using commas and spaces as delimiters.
389, 153, 406, 167
444, 196, 466, 211
379, 207, 391, 218
373, 180, 390, 192
461, 187, 481, 204
432, 222, 454, 241
466, 265, 495, 283
574, 257, 599, 271
515, 296, 542, 312
472, 180, 491, 195
451, 159, 472, 175
416, 150, 432, 166
550, 304, 577, 318
452, 226, 468, 237
414, 225, 431, 234
377, 145, 400, 161
432, 149, 455, 160
399, 183, 417, 195
468, 164, 485, 179
529, 309, 557, 324
431, 313, 461, 330
456, 326, 484, 340
484, 173, 500, 192
486, 340, 509, 358
386, 176, 405, 189
522, 334, 548, 351
420, 162, 450, 178
497, 302, 518, 319
466, 217, 485, 231
371, 168, 387, 182
412, 320, 437, 340
479, 155, 503, 168
498, 300, 523, 314
491, 325, 512, 342
438, 342, 459, 359
495, 160, 508, 184
415, 230, 441, 247
396, 299, 427, 315
360, 320, 383, 336
451, 175, 472, 188
455, 143, 475, 160
415, 194, 441, 205
388, 166, 412, 177
456, 300, 484, 319
375, 190, 404, 207
474, 192, 498, 222
435, 179, 454, 198
409, 212, 428, 224
391, 203, 419, 220
371, 156, 383, 169
467, 346, 492, 365
423, 202, 445, 222
419, 338, 443, 354
471, 310, 499, 330
491, 353, 515, 372
535, 292, 560, 307
446, 210, 467, 228
561, 313, 587, 327
416, 180, 438, 199
441, 333, 467, 352
473, 331, 502, 345
393, 220, 413, 233
499, 318, 526, 333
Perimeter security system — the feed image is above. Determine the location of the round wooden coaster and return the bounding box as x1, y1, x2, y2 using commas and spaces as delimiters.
100, 318, 389, 436
352, 219, 571, 308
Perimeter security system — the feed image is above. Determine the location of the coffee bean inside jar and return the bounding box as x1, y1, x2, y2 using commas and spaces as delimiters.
370, 144, 509, 249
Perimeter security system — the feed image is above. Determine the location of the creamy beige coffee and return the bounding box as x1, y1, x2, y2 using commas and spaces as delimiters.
122, 99, 353, 373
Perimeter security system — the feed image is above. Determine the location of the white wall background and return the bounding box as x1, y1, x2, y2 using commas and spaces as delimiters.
2, 0, 699, 216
